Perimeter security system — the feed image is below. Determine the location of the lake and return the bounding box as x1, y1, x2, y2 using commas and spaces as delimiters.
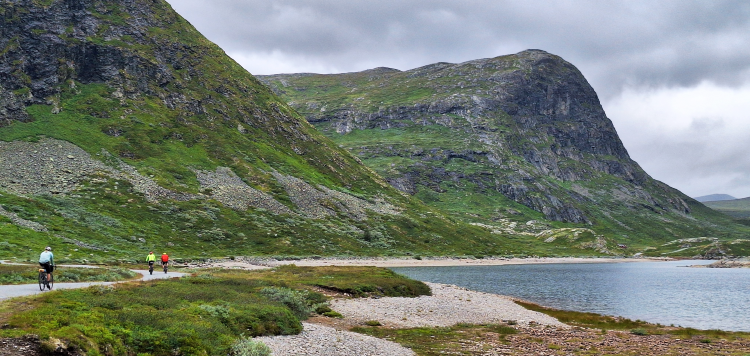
392, 260, 750, 331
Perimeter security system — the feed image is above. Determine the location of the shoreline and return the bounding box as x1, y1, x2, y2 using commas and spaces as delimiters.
256, 279, 749, 355
205, 256, 674, 269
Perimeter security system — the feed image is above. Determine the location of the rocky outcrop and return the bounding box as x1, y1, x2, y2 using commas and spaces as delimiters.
259, 50, 692, 224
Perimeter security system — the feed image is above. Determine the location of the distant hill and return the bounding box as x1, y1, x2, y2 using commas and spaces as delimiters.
695, 194, 737, 202
704, 197, 750, 219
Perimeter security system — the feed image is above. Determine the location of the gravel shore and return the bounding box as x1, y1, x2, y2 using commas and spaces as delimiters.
331, 282, 566, 328
255, 282, 566, 355
255, 323, 415, 356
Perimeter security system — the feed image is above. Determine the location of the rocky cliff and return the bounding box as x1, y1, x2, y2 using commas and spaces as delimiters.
0, 0, 503, 261
260, 51, 750, 252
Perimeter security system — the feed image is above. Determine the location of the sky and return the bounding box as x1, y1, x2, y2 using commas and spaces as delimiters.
165, 0, 750, 199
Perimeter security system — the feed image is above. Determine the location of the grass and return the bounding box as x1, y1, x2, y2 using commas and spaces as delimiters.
237, 265, 431, 298
0, 264, 138, 285
515, 300, 651, 330
0, 266, 428, 356
352, 323, 518, 355
516, 300, 749, 340
351, 300, 750, 355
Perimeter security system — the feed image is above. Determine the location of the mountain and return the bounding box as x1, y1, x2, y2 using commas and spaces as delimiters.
259, 50, 750, 257
695, 194, 737, 202
0, 0, 507, 262
704, 197, 750, 219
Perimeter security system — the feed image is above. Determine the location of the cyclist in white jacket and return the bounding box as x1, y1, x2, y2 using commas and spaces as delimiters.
39, 246, 54, 282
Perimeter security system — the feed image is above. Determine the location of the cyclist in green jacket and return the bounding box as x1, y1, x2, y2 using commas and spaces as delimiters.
146, 251, 156, 273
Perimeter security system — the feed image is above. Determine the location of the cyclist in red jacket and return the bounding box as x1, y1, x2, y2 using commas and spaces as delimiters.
161, 252, 169, 273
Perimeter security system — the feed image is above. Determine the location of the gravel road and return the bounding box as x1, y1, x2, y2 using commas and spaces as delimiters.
0, 269, 186, 300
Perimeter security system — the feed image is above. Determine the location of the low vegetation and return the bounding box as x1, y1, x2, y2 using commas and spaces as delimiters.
351, 301, 750, 355
0, 266, 428, 356
516, 300, 747, 339
0, 264, 138, 285
352, 323, 518, 355
514, 300, 650, 330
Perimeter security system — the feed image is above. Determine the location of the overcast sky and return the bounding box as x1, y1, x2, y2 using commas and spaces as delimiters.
166, 0, 750, 199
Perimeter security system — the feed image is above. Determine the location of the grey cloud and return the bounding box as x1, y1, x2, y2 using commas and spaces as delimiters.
164, 0, 750, 197
623, 117, 750, 198
166, 0, 750, 96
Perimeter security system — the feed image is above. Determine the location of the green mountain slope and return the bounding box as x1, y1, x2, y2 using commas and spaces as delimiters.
0, 0, 514, 262
259, 51, 750, 257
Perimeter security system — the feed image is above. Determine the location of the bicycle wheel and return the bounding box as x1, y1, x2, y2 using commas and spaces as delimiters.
38, 270, 45, 291
47, 273, 53, 290
163, 264, 168, 274
149, 265, 153, 275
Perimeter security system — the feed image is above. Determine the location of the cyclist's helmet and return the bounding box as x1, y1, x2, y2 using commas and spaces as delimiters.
162, 253, 166, 254
150, 251, 153, 254
45, 246, 51, 251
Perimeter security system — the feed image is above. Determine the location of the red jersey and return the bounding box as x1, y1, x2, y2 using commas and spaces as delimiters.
161, 254, 169, 262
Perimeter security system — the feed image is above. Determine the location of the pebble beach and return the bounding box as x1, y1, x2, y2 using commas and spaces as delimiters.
255, 282, 567, 356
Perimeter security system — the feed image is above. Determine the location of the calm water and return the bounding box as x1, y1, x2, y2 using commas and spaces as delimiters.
392, 260, 750, 331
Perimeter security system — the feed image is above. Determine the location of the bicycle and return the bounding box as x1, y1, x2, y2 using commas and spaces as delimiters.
148, 262, 154, 275
38, 266, 54, 291
162, 262, 168, 274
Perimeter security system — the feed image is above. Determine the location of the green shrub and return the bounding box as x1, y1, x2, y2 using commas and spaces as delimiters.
231, 338, 272, 356
315, 305, 332, 314
323, 311, 343, 318
364, 320, 381, 326
259, 287, 314, 319
630, 328, 648, 336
